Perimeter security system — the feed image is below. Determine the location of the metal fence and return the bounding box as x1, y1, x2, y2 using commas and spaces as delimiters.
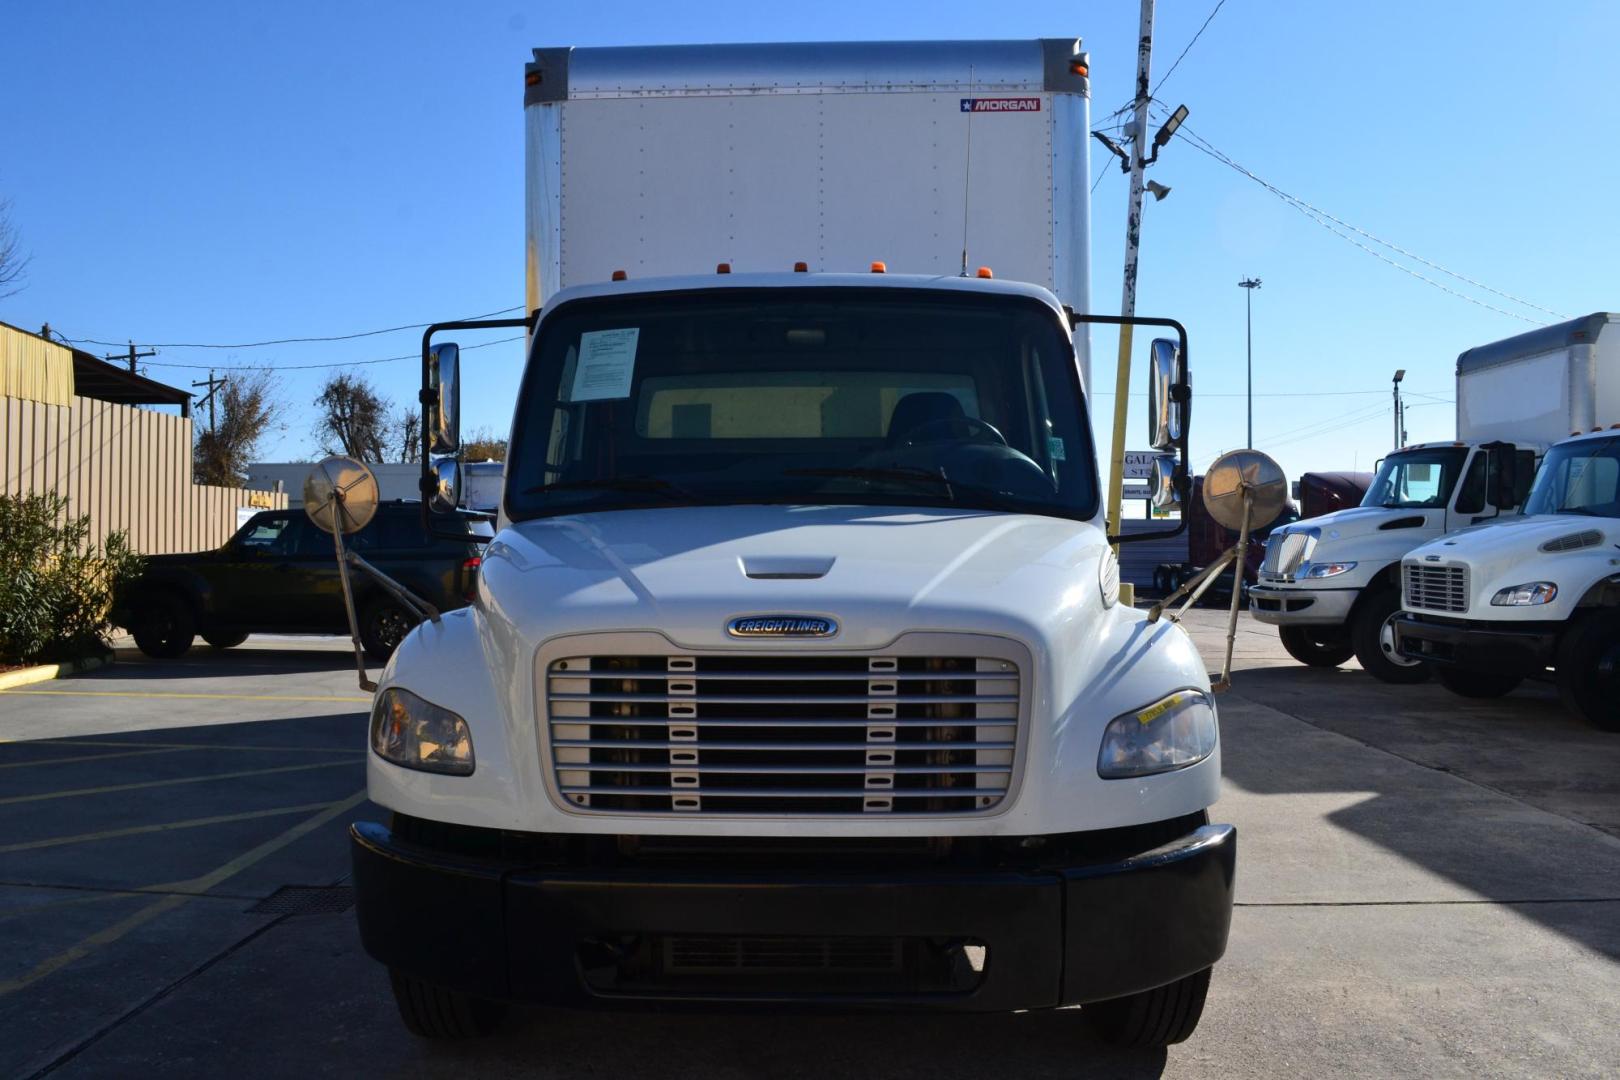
2, 393, 286, 555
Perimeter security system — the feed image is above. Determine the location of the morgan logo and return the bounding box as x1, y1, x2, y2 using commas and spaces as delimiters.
726, 615, 839, 638
960, 97, 1041, 113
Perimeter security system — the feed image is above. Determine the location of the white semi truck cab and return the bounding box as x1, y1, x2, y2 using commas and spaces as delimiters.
1394, 426, 1620, 729
1250, 313, 1618, 683
348, 40, 1234, 1046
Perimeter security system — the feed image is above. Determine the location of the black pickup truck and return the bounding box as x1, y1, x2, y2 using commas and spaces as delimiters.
115, 502, 490, 660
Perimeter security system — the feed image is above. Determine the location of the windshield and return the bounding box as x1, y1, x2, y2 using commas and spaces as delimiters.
504, 289, 1098, 521
1522, 436, 1620, 518
1361, 447, 1468, 509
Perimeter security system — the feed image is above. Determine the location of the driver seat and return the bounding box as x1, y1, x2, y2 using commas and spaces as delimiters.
887, 392, 965, 444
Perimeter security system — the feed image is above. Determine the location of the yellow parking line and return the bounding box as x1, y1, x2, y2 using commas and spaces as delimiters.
9, 738, 365, 755
0, 689, 372, 703
0, 759, 358, 806
0, 747, 187, 770
0, 802, 337, 854
0, 789, 368, 996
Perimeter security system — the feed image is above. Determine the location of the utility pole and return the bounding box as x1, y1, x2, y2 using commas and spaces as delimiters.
1392, 369, 1407, 449
1102, 0, 1156, 554
1239, 277, 1262, 446
191, 369, 227, 434
106, 339, 156, 374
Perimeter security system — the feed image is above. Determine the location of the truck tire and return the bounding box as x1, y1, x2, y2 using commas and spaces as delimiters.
388, 969, 506, 1039
1556, 610, 1620, 732
1086, 966, 1212, 1047
360, 597, 418, 662
1278, 626, 1354, 668
1434, 666, 1522, 699
201, 631, 248, 649
131, 593, 196, 659
1351, 587, 1430, 684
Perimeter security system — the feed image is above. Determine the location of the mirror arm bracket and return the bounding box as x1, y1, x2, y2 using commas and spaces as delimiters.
345, 551, 441, 625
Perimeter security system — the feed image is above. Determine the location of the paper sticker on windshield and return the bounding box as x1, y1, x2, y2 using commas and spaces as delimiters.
570, 328, 640, 402
1049, 436, 1067, 462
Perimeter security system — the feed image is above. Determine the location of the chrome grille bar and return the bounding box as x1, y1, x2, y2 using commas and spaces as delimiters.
1404, 564, 1469, 613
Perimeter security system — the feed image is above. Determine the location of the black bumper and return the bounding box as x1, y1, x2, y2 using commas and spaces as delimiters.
350, 820, 1236, 1011
1393, 613, 1558, 676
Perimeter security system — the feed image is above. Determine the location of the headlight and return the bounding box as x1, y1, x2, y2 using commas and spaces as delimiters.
1098, 689, 1218, 779
1490, 582, 1557, 607
371, 688, 475, 775
1304, 561, 1356, 579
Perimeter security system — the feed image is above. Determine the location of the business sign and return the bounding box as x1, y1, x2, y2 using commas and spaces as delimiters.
1123, 451, 1159, 480
960, 97, 1041, 113
1122, 485, 1153, 501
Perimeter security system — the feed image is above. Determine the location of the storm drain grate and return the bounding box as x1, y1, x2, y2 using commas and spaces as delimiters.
248, 885, 354, 916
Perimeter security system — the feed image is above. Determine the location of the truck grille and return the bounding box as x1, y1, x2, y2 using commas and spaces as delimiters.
1404, 564, 1469, 613
543, 649, 1020, 815
1261, 531, 1314, 579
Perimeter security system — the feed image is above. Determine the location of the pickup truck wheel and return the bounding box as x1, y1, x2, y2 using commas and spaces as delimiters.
1434, 666, 1522, 699
131, 594, 195, 659
360, 598, 418, 662
1351, 588, 1430, 684
201, 631, 248, 649
387, 969, 506, 1039
1086, 966, 1211, 1047
1556, 611, 1620, 731
1278, 626, 1355, 668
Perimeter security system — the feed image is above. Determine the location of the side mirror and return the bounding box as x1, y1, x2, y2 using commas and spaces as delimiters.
427, 456, 461, 514
428, 343, 461, 455
1146, 338, 1185, 451
1483, 442, 1525, 509
1150, 452, 1182, 512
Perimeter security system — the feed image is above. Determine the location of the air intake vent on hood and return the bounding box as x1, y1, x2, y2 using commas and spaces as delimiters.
1541, 529, 1603, 552
740, 555, 835, 580
1378, 516, 1427, 531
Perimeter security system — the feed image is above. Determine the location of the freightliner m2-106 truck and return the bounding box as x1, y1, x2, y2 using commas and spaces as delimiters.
349, 41, 1233, 1046
1249, 314, 1619, 682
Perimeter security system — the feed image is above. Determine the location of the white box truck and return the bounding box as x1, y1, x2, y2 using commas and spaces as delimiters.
1248, 313, 1617, 682
350, 40, 1233, 1046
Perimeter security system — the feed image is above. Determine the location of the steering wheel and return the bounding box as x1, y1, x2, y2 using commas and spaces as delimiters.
900, 415, 1008, 447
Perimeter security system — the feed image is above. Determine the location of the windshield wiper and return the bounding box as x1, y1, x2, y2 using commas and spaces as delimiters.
522, 475, 703, 500
783, 466, 1025, 509
1553, 506, 1605, 517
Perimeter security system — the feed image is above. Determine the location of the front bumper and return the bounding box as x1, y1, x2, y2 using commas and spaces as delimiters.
351, 819, 1235, 1011
1392, 613, 1559, 677
1249, 584, 1359, 626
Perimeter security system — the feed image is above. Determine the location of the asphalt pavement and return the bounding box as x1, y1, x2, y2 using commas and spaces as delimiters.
1, 619, 1617, 1079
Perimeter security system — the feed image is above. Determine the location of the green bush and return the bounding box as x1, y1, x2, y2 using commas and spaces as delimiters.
0, 493, 145, 664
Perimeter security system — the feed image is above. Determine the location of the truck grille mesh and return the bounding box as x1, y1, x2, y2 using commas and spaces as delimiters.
544, 651, 1020, 815
1261, 532, 1314, 579
1404, 564, 1469, 613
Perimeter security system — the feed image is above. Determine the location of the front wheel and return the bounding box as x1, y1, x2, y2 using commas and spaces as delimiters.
1086, 967, 1212, 1047
1351, 588, 1430, 684
1279, 625, 1355, 668
388, 969, 506, 1039
1556, 611, 1620, 731
1434, 666, 1522, 699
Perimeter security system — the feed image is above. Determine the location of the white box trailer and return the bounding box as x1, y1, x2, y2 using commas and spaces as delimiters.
247, 461, 504, 512
1456, 312, 1620, 446
524, 39, 1092, 383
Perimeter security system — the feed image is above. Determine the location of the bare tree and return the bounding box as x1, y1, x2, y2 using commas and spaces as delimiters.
396, 408, 421, 464
194, 371, 283, 486
461, 426, 508, 462
0, 197, 29, 300
313, 372, 391, 462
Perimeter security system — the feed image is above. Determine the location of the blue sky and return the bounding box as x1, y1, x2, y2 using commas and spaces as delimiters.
4, 1, 1617, 493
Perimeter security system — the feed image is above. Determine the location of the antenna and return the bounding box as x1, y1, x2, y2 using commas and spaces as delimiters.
960, 64, 975, 276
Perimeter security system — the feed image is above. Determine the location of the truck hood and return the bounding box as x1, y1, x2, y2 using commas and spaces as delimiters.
1264, 505, 1444, 582
1287, 504, 1444, 542
479, 504, 1113, 652
1412, 513, 1620, 563
1406, 514, 1620, 618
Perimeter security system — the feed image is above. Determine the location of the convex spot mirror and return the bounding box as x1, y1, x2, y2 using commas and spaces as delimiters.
1150, 452, 1182, 512
427, 456, 461, 514
303, 455, 380, 536
1147, 337, 1186, 452
429, 342, 460, 455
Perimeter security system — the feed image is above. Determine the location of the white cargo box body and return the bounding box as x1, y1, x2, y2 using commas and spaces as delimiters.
524, 39, 1092, 380
1455, 312, 1620, 448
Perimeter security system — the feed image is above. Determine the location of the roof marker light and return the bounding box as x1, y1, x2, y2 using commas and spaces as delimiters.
870, 261, 886, 274
976, 266, 994, 279
793, 261, 808, 273
717, 262, 731, 274
611, 269, 627, 282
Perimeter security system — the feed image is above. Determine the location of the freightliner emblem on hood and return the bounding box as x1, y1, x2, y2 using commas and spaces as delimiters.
726, 615, 839, 638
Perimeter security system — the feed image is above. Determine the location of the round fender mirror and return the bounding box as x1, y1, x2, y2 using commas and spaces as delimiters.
303, 455, 380, 536
1202, 449, 1287, 533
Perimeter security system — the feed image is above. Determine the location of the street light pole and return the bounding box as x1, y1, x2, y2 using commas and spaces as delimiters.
1238, 277, 1261, 446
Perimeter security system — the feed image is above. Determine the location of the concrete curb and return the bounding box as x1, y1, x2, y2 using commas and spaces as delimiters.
0, 654, 110, 691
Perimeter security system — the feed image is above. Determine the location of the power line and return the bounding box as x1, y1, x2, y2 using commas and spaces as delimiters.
1151, 0, 1229, 95
1091, 387, 1448, 398
61, 305, 524, 350
1160, 116, 1569, 323
138, 334, 526, 373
